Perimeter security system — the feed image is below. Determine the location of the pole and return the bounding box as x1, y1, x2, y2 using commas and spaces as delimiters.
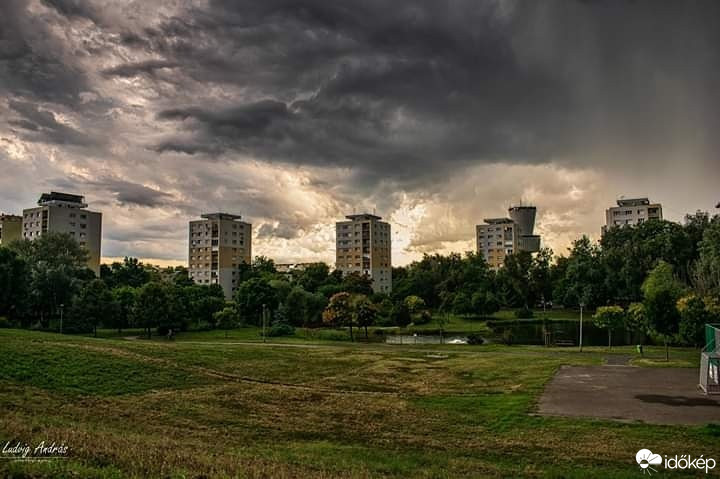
262, 304, 267, 343
579, 303, 584, 352
59, 304, 64, 335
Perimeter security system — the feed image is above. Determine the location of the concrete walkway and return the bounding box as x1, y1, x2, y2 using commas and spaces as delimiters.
539, 365, 720, 425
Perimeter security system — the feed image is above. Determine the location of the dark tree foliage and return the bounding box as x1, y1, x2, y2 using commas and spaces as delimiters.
100, 257, 150, 288
67, 279, 115, 336
0, 247, 29, 321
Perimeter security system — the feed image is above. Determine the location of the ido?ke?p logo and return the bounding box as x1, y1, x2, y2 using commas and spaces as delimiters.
636, 449, 662, 475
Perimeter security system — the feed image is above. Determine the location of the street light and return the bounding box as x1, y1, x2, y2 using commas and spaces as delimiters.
579, 302, 584, 352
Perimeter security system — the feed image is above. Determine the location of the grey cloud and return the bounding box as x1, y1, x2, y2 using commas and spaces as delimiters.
257, 222, 302, 240
8, 100, 99, 146
102, 60, 179, 78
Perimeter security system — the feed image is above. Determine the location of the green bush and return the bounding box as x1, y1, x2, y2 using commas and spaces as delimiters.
514, 307, 534, 319
0, 316, 11, 328
266, 322, 295, 337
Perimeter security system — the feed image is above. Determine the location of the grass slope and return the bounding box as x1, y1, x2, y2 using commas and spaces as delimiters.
0, 329, 715, 478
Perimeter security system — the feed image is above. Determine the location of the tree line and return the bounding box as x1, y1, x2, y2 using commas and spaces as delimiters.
0, 211, 718, 349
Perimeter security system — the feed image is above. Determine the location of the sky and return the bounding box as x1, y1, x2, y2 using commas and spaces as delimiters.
1, 0, 719, 267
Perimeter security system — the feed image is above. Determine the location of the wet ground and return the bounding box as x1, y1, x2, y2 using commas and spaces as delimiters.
539, 365, 720, 425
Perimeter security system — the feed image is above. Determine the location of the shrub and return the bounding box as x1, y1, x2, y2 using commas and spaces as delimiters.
414, 310, 432, 325
466, 333, 484, 345
514, 307, 534, 319
267, 322, 295, 337
0, 316, 11, 328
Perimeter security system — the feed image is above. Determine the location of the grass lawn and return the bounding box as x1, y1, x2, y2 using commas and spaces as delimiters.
0, 328, 715, 478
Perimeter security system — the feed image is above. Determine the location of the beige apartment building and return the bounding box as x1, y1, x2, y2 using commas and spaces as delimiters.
476, 205, 541, 269
188, 213, 252, 299
22, 192, 102, 274
0, 214, 22, 245
602, 197, 662, 235
335, 213, 392, 293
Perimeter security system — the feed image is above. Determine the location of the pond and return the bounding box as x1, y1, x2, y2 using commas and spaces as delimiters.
485, 319, 646, 346
385, 334, 473, 345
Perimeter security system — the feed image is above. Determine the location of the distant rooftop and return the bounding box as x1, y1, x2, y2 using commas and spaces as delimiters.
200, 213, 244, 221
38, 191, 86, 206
0, 214, 22, 220
616, 197, 651, 207
483, 217, 514, 224
345, 213, 382, 221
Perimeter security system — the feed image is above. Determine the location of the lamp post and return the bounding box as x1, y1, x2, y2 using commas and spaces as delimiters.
59, 304, 64, 335
579, 302, 584, 352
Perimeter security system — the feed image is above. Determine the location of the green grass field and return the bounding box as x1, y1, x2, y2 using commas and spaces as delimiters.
0, 328, 715, 478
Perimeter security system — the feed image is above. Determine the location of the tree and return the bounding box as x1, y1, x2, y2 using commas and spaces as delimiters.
11, 233, 91, 326
323, 292, 355, 341
389, 301, 411, 327
101, 257, 150, 289
353, 295, 377, 339
0, 247, 29, 321
625, 302, 648, 342
471, 291, 500, 316
452, 291, 473, 316
110, 286, 136, 333
285, 287, 309, 327
235, 277, 278, 325
677, 295, 710, 347
592, 305, 625, 349
642, 261, 685, 360
341, 272, 374, 295
558, 236, 605, 308
404, 295, 426, 316
213, 307, 239, 338
297, 263, 330, 292
68, 279, 115, 336
133, 282, 171, 338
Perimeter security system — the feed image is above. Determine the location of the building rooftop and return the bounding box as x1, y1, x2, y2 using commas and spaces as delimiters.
0, 214, 22, 220
200, 213, 244, 221
345, 213, 382, 221
38, 191, 86, 206
482, 217, 514, 224
616, 197, 651, 207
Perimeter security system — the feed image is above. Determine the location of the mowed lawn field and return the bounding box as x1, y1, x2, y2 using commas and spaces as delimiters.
0, 329, 717, 478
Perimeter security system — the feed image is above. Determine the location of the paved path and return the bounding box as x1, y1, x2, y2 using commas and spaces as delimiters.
539, 365, 720, 425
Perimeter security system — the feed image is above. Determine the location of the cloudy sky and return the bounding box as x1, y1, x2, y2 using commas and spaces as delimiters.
1, 0, 718, 267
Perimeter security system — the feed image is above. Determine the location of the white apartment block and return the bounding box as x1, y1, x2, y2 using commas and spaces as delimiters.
476, 205, 540, 269
188, 213, 251, 299
335, 214, 392, 293
22, 192, 102, 274
602, 197, 662, 235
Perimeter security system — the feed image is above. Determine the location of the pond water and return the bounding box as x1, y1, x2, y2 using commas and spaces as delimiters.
485, 319, 645, 346
385, 334, 471, 345
383, 320, 646, 346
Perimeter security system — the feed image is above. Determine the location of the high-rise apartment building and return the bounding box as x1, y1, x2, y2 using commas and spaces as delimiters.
22, 192, 102, 274
335, 213, 392, 293
188, 213, 252, 299
0, 214, 22, 245
602, 197, 662, 235
476, 205, 541, 269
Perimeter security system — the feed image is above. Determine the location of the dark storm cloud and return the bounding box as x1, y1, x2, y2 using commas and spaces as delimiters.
0, 0, 92, 106
50, 175, 176, 208
2, 0, 720, 261
39, 0, 99, 22
7, 100, 99, 146
141, 0, 720, 184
